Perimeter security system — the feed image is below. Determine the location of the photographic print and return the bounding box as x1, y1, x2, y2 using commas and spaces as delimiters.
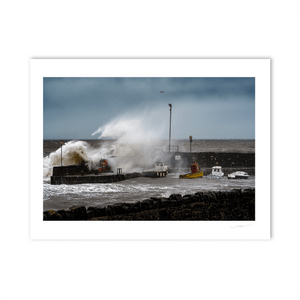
30, 59, 270, 239
43, 77, 255, 221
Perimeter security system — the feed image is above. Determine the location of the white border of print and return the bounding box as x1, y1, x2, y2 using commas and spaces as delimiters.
30, 59, 270, 240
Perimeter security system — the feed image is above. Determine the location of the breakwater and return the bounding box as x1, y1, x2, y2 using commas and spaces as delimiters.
50, 172, 142, 185
50, 151, 255, 184
168, 152, 255, 169
169, 167, 255, 176
43, 188, 255, 221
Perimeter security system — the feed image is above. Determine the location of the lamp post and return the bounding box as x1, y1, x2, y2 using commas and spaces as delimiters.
60, 141, 63, 174
168, 104, 172, 152
189, 135, 193, 152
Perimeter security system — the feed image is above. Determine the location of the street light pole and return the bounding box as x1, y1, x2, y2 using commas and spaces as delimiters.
60, 141, 63, 174
168, 104, 172, 152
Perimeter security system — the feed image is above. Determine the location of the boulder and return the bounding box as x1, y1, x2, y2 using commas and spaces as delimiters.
169, 194, 182, 201
182, 195, 192, 204
57, 210, 67, 220
86, 209, 95, 219
96, 205, 107, 217
68, 205, 88, 220
112, 203, 123, 215
143, 199, 154, 210
106, 205, 115, 216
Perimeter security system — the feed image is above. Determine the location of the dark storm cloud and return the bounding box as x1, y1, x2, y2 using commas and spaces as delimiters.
43, 77, 255, 139
155, 78, 255, 102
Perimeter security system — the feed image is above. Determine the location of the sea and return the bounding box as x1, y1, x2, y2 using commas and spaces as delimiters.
43, 139, 255, 211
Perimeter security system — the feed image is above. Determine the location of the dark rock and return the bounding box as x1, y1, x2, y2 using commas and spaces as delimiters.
242, 188, 255, 198
222, 192, 229, 199
68, 205, 88, 220
132, 202, 141, 212
215, 191, 224, 199
121, 203, 132, 214
169, 199, 178, 207
169, 194, 182, 201
151, 198, 162, 209
161, 198, 171, 208
65, 210, 75, 220
207, 191, 217, 200
140, 200, 149, 210
191, 195, 200, 203
106, 205, 115, 216
158, 208, 169, 220
44, 210, 59, 220
57, 210, 67, 220
96, 205, 107, 217
182, 195, 192, 204
43, 210, 52, 220
150, 197, 162, 201
230, 189, 242, 197
194, 191, 203, 199
143, 199, 154, 210
87, 209, 95, 219
49, 211, 61, 220
43, 188, 255, 221
112, 203, 123, 215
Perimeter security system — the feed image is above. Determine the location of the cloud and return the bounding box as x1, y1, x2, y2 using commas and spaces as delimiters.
43, 77, 255, 139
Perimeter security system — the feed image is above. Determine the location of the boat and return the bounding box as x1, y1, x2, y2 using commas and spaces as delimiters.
227, 171, 249, 179
143, 162, 168, 178
208, 166, 224, 178
179, 161, 203, 179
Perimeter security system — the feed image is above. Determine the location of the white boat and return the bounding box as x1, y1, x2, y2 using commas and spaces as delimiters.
143, 162, 168, 178
227, 171, 249, 179
155, 162, 168, 173
207, 166, 224, 178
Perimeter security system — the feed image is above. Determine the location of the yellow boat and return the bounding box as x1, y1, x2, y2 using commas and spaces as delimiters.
179, 162, 203, 179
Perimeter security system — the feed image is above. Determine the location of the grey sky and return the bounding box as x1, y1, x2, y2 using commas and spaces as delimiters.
43, 77, 255, 140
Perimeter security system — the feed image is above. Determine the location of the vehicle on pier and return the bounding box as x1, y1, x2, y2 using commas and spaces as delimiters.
207, 166, 224, 179
143, 162, 168, 178
98, 159, 108, 172
227, 171, 249, 179
179, 161, 203, 179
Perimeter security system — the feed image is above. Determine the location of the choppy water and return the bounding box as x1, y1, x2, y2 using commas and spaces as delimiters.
43, 174, 255, 211
43, 139, 255, 211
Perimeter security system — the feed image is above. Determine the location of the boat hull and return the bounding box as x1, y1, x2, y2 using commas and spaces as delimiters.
227, 171, 249, 179
143, 171, 168, 178
179, 171, 203, 179
228, 175, 249, 179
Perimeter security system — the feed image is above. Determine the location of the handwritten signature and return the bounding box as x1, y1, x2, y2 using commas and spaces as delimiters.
230, 224, 253, 228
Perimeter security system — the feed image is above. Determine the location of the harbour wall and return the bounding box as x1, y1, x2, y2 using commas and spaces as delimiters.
50, 172, 142, 185
169, 167, 255, 176
50, 151, 255, 184
53, 152, 255, 175
167, 152, 255, 169
43, 188, 255, 221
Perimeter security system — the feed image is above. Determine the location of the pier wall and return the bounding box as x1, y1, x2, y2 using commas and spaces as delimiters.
50, 152, 255, 184
52, 164, 89, 176
43, 188, 255, 221
52, 152, 255, 176
50, 172, 142, 185
167, 152, 255, 169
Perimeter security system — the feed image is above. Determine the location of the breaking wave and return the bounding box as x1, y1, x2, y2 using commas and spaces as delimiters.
43, 140, 115, 178
44, 113, 169, 178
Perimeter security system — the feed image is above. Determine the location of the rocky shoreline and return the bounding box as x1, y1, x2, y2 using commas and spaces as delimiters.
43, 188, 255, 221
